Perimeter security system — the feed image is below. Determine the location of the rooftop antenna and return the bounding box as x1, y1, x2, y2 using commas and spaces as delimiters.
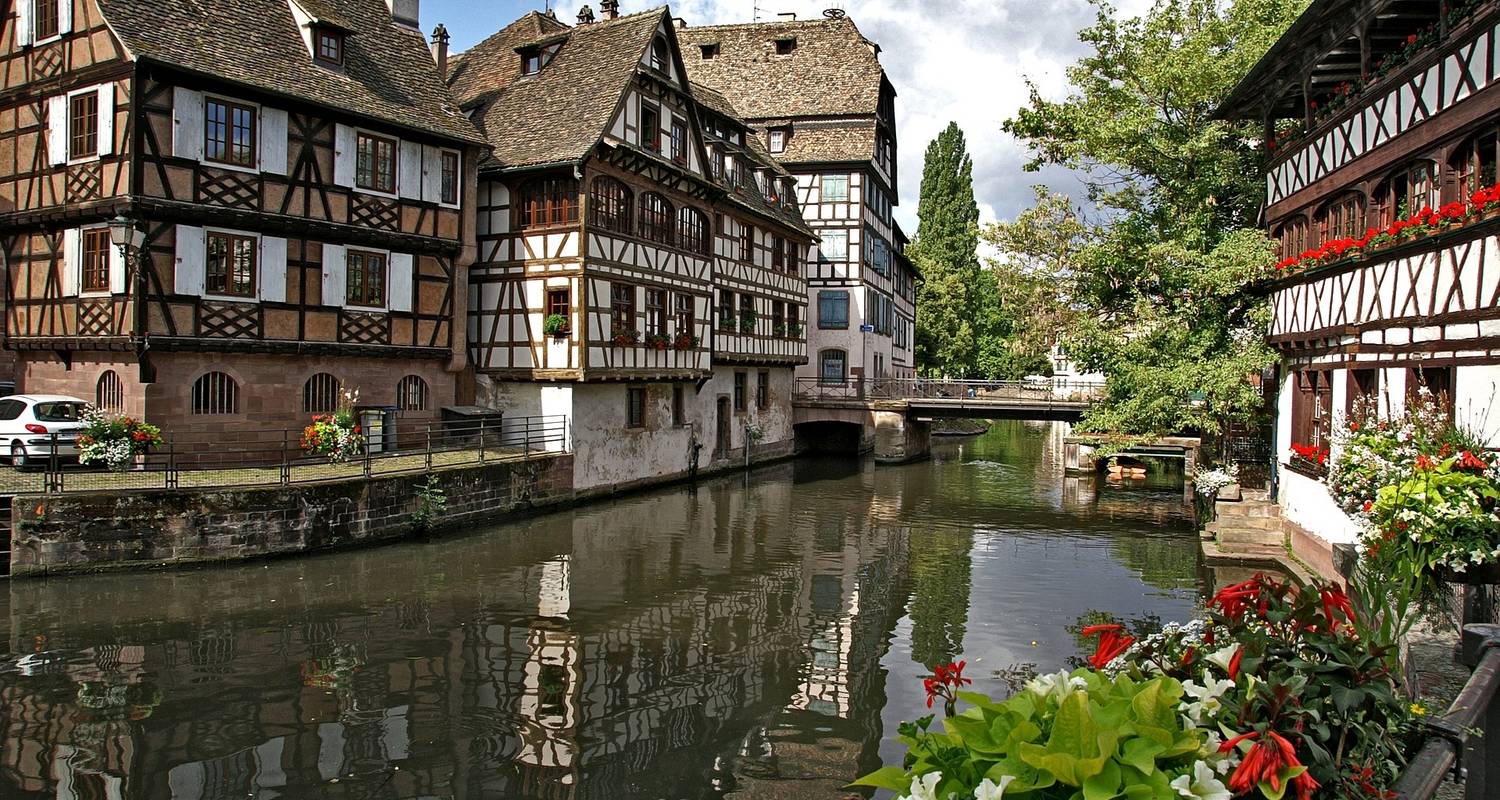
752, 0, 764, 21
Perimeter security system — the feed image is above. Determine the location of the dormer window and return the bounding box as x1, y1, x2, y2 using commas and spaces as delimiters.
769, 128, 787, 154
315, 27, 345, 66
700, 43, 719, 60
521, 47, 542, 75
774, 37, 796, 55
650, 37, 670, 72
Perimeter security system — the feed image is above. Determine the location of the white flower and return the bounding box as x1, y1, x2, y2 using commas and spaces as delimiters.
974, 776, 1016, 800
1171, 761, 1232, 800
1180, 673, 1235, 725
1204, 645, 1239, 675
908, 772, 942, 800
1025, 670, 1086, 700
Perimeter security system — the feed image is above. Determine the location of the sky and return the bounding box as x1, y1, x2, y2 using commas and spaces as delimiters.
422, 0, 1155, 236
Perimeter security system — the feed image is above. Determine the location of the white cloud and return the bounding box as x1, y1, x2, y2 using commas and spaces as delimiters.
666, 0, 1143, 234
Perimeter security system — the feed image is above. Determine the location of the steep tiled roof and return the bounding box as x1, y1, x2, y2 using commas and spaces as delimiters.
96, 0, 483, 144
676, 16, 885, 120
776, 120, 875, 166
449, 9, 666, 169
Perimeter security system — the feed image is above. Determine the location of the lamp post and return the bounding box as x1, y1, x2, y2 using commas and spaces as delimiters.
107, 215, 149, 360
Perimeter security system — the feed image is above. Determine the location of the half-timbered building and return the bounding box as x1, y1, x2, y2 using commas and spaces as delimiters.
0, 0, 484, 437
1218, 0, 1500, 543
677, 11, 916, 384
449, 4, 814, 491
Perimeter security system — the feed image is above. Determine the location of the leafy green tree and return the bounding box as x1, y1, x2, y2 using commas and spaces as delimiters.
979, 187, 1089, 379
910, 122, 983, 377
1001, 0, 1304, 436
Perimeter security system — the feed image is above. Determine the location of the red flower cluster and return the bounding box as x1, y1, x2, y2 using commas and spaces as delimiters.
1290, 442, 1329, 464
1274, 181, 1500, 273
922, 660, 971, 710
1222, 730, 1320, 800
1210, 576, 1276, 621
1082, 623, 1135, 669
1454, 450, 1490, 472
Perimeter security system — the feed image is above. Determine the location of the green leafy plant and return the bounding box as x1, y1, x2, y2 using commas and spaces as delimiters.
411, 474, 447, 531
853, 669, 1212, 800
739, 309, 758, 333
543, 313, 569, 337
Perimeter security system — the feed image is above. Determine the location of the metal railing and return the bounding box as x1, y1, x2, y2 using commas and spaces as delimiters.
7, 415, 570, 495
793, 377, 1108, 403
1395, 624, 1500, 799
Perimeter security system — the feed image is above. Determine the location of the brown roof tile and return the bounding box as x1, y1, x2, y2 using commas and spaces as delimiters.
449, 8, 667, 169
97, 0, 483, 144
676, 16, 884, 120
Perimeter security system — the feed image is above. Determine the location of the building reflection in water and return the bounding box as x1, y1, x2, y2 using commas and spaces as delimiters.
0, 461, 916, 800
0, 425, 1200, 800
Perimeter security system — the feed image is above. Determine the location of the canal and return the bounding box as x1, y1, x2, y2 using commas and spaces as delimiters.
0, 421, 1204, 800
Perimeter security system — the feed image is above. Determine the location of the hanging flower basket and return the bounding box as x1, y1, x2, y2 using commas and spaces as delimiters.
1433, 561, 1500, 585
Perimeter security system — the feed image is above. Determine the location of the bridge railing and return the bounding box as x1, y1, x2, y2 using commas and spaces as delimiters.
793, 377, 1107, 403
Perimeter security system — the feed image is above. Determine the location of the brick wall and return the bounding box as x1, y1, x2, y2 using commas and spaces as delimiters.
7, 453, 574, 577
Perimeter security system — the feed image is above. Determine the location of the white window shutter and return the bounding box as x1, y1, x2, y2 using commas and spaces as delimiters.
95, 84, 114, 156
171, 87, 203, 160
398, 140, 421, 199
174, 225, 205, 296
388, 253, 413, 312
46, 95, 66, 165
259, 236, 287, 303
60, 228, 79, 297
15, 0, 31, 47
108, 238, 126, 294
57, 0, 72, 35
322, 243, 346, 306
333, 125, 355, 186
260, 107, 288, 175
421, 145, 441, 203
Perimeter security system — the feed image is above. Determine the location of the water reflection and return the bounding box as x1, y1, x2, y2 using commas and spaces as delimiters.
0, 422, 1203, 800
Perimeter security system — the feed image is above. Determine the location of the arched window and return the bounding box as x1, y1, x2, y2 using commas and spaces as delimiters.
1318, 192, 1365, 240
1452, 128, 1498, 195
95, 370, 123, 412
589, 176, 632, 234
638, 192, 674, 245
1374, 160, 1439, 226
191, 372, 239, 415
818, 349, 847, 385
677, 207, 709, 255
518, 178, 580, 229
1274, 215, 1310, 261
396, 375, 429, 412
302, 373, 341, 414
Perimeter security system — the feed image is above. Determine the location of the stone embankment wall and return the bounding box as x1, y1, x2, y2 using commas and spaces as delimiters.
7, 454, 574, 577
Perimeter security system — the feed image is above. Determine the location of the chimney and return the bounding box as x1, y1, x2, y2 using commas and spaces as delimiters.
600, 0, 619, 20
386, 0, 420, 28
430, 24, 450, 74
577, 4, 596, 24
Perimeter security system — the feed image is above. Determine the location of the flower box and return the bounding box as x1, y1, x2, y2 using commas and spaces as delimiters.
1286, 454, 1328, 480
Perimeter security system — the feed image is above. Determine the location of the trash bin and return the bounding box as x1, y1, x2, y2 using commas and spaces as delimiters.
357, 406, 398, 453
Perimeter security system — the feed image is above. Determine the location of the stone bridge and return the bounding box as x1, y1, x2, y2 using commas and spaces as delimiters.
792, 378, 1104, 464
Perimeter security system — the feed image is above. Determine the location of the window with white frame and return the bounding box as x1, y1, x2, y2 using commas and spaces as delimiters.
819, 229, 848, 261
821, 174, 849, 201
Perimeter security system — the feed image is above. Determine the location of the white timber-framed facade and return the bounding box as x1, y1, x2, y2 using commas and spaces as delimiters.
1219, 0, 1500, 551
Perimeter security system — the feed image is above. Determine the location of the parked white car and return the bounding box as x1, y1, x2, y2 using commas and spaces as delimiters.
0, 394, 89, 467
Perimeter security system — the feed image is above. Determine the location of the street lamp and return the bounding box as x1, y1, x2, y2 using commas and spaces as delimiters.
107, 214, 146, 254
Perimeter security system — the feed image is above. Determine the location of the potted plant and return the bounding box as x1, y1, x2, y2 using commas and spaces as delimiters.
771, 322, 787, 338
301, 388, 364, 463
543, 313, 569, 339
1287, 442, 1329, 478
738, 309, 757, 334
645, 332, 670, 350
673, 332, 699, 350
77, 408, 163, 472
610, 327, 639, 347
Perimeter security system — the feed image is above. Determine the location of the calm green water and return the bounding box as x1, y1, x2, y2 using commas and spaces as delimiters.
0, 421, 1203, 800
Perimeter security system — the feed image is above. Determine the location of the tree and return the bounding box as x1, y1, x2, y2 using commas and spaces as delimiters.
979, 187, 1089, 379
910, 122, 983, 377
1001, 0, 1305, 436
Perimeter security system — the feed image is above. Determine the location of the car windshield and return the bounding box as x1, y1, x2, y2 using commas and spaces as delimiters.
32, 402, 85, 422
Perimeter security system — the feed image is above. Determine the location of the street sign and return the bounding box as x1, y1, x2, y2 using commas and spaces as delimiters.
859, 324, 875, 332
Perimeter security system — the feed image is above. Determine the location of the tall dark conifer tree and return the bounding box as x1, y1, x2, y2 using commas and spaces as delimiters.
910, 122, 982, 377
